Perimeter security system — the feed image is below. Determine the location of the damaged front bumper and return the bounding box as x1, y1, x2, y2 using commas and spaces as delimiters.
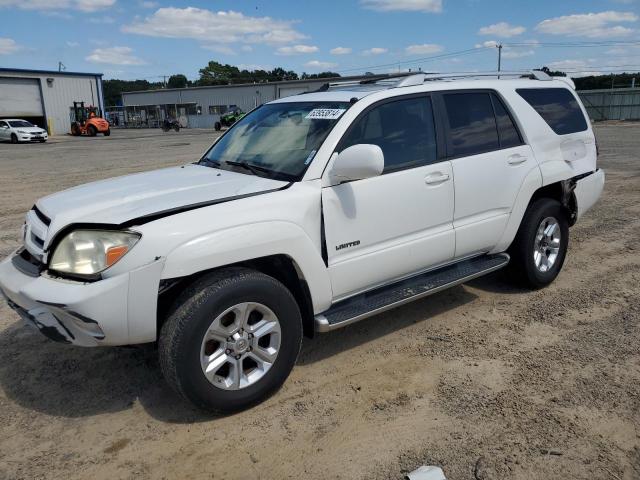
0, 251, 164, 347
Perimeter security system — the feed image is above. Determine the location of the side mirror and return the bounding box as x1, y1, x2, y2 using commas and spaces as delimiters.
329, 144, 384, 185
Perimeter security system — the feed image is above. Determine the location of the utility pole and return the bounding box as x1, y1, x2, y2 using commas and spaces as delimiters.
497, 44, 503, 73
58, 61, 66, 72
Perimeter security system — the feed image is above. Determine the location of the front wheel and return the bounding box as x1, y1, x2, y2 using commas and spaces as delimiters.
10, 133, 18, 144
87, 125, 97, 137
159, 268, 302, 412
214, 122, 221, 131
173, 125, 180, 132
103, 129, 110, 136
508, 198, 569, 289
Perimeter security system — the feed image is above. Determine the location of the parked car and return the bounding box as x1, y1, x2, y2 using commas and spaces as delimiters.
0, 119, 48, 143
0, 71, 604, 412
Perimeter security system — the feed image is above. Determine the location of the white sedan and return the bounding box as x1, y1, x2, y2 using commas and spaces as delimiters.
0, 119, 48, 143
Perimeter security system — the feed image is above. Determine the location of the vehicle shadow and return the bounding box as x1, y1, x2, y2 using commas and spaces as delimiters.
0, 284, 479, 423
465, 269, 531, 295
298, 285, 478, 365
0, 318, 217, 424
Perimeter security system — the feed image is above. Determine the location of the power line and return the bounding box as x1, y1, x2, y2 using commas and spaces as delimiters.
335, 46, 493, 74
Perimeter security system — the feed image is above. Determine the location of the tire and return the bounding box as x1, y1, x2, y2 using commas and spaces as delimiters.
173, 125, 180, 132
10, 133, 18, 144
508, 198, 569, 289
214, 122, 222, 131
71, 123, 81, 136
104, 129, 111, 136
159, 267, 302, 412
39, 139, 46, 143
87, 125, 97, 137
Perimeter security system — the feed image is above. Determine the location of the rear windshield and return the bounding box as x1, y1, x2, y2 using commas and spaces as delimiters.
8, 121, 34, 128
517, 88, 588, 135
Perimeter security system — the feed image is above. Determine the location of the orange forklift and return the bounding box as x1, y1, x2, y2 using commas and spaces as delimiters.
70, 102, 111, 136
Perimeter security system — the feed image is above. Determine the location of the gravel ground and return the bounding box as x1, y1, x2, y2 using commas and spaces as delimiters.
0, 125, 638, 480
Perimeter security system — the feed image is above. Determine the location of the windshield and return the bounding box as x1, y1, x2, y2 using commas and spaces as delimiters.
201, 102, 350, 181
9, 121, 34, 128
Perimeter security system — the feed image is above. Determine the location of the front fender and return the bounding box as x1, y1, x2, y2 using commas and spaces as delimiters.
161, 221, 333, 313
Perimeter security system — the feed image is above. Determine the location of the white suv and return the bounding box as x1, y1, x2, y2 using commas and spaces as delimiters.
0, 71, 604, 411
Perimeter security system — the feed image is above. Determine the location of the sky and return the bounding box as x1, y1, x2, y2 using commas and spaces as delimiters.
0, 0, 639, 80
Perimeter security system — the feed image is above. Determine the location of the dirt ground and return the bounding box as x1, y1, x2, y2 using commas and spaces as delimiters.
0, 125, 638, 480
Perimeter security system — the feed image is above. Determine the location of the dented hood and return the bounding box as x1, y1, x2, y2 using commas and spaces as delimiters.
36, 164, 287, 239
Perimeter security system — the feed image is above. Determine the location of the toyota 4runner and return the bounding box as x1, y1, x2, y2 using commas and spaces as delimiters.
0, 71, 605, 411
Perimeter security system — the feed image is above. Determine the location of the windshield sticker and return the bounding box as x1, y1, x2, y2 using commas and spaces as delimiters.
305, 108, 346, 120
304, 150, 317, 165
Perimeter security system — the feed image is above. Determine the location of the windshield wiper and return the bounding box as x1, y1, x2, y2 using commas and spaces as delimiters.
224, 160, 296, 181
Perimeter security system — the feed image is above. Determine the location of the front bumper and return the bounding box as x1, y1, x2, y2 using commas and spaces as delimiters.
19, 134, 48, 142
0, 251, 164, 346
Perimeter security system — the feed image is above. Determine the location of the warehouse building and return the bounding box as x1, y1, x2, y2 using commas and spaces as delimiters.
0, 68, 104, 135
119, 76, 371, 129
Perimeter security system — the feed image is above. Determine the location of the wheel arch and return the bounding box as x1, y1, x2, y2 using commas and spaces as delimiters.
158, 254, 317, 339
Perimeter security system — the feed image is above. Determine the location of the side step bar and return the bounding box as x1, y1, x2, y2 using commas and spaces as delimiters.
315, 253, 510, 332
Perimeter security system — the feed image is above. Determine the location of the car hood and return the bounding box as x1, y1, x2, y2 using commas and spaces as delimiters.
15, 126, 46, 134
36, 164, 288, 239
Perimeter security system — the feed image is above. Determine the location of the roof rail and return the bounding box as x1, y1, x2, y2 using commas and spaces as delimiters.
317, 69, 553, 92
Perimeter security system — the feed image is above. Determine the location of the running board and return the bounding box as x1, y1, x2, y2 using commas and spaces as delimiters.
315, 253, 510, 332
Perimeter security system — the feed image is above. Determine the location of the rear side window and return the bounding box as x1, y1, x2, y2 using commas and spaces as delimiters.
443, 92, 500, 157
340, 96, 438, 173
517, 88, 588, 135
491, 93, 523, 149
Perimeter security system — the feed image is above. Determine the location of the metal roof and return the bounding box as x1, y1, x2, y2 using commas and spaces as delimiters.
0, 67, 103, 77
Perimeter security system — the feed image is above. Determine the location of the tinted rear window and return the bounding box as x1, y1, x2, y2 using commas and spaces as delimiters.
491, 93, 522, 149
443, 92, 500, 157
517, 88, 588, 135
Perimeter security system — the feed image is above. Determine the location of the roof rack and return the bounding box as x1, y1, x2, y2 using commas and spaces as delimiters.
317, 70, 552, 92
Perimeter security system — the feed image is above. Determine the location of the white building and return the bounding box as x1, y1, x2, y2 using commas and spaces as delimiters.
0, 68, 104, 136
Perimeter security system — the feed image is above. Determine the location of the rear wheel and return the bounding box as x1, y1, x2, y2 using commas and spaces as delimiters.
71, 123, 82, 136
173, 125, 180, 132
508, 198, 569, 288
103, 129, 111, 136
159, 268, 302, 412
214, 122, 221, 131
10, 133, 18, 144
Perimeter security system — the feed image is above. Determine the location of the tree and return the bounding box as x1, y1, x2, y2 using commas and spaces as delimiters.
301, 71, 341, 80
102, 79, 163, 106
538, 66, 567, 77
167, 74, 188, 88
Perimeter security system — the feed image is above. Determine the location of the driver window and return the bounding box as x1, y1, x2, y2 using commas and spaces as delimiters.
339, 96, 438, 173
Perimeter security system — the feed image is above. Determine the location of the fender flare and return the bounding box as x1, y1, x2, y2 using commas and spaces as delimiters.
491, 166, 543, 253
160, 221, 333, 313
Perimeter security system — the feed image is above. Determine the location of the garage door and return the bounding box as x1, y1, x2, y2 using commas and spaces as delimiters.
0, 77, 44, 117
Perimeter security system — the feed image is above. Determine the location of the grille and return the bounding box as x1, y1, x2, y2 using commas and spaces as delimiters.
24, 206, 50, 262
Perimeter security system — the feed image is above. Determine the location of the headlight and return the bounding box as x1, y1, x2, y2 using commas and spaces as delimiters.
17, 130, 27, 134
49, 230, 140, 277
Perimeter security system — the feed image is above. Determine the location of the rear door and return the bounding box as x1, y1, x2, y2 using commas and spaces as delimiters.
322, 94, 455, 300
436, 90, 536, 258
0, 121, 8, 140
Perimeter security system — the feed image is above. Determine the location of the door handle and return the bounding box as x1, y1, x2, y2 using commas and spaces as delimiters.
424, 172, 450, 185
507, 154, 527, 165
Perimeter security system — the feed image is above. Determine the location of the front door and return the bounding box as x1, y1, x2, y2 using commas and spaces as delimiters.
0, 121, 9, 140
322, 95, 455, 300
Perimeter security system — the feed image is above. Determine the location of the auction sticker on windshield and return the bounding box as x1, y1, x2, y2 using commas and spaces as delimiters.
306, 108, 347, 120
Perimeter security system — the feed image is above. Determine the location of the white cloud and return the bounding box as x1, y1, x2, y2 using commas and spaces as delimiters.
475, 40, 500, 48
502, 49, 535, 59
363, 47, 388, 55
241, 45, 253, 52
86, 46, 146, 65
478, 22, 526, 38
139, 0, 157, 7
536, 11, 638, 38
360, 0, 442, 13
304, 60, 338, 69
0, 0, 116, 12
276, 44, 318, 55
122, 7, 307, 45
201, 44, 236, 55
0, 37, 21, 55
88, 15, 115, 24
405, 43, 443, 55
330, 47, 352, 55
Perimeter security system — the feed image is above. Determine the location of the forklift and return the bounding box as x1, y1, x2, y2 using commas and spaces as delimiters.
70, 102, 111, 136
